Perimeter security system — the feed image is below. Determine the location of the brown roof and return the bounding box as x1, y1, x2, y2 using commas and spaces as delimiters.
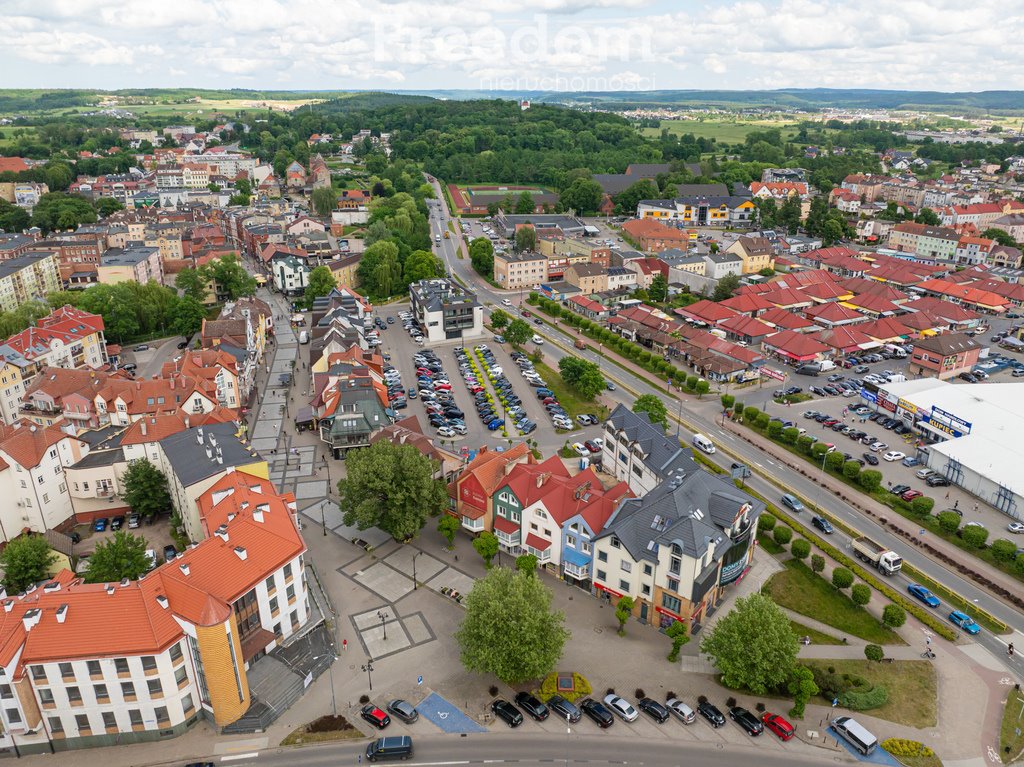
913, 332, 981, 356
0, 423, 83, 469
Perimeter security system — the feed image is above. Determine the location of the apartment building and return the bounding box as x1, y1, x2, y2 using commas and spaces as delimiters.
886, 223, 961, 261
0, 253, 61, 313
493, 251, 548, 290
0, 470, 308, 753
636, 195, 756, 227
97, 246, 164, 286
408, 279, 483, 343
601, 405, 697, 496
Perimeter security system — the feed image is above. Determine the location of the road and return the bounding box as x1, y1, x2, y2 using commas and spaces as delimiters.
424, 176, 1024, 678
246, 732, 848, 767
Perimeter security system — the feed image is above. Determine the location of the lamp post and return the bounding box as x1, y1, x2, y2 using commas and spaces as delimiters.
412, 551, 423, 590
361, 659, 374, 692
378, 610, 388, 641
314, 653, 338, 715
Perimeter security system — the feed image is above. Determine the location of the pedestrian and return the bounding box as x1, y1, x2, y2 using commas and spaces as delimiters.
945, 491, 950, 499
954, 500, 959, 510
343, 638, 347, 651
974, 503, 979, 513
1009, 643, 1015, 657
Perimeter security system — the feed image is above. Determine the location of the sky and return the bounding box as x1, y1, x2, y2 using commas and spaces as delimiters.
2, 0, 1021, 93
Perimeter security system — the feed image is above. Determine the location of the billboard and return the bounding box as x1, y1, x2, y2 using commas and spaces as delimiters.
931, 406, 972, 435
759, 367, 786, 382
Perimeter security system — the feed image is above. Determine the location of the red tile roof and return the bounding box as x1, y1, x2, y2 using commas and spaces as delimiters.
915, 279, 1012, 311
813, 326, 873, 352
758, 307, 817, 331
675, 300, 739, 325
718, 293, 775, 315
763, 330, 830, 357
717, 314, 775, 338
804, 302, 864, 323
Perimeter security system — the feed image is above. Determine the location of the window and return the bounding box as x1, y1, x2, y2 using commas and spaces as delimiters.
565, 534, 576, 547
641, 584, 651, 596
36, 475, 44, 485
169, 644, 182, 664
58, 662, 74, 679
39, 688, 54, 705
618, 579, 630, 592
67, 687, 81, 704
121, 682, 135, 699
128, 710, 142, 728
49, 716, 64, 734
669, 556, 681, 576
643, 563, 653, 576
286, 584, 295, 602
283, 563, 292, 579
620, 561, 632, 573
265, 575, 276, 592
667, 577, 680, 594
155, 706, 169, 725
269, 596, 278, 614
102, 712, 116, 730
42, 493, 49, 504
661, 593, 682, 613
597, 550, 607, 563
0, 684, 11, 699
174, 666, 187, 685
582, 541, 591, 554
94, 684, 108, 700
182, 693, 194, 714
610, 537, 621, 549
147, 679, 162, 697
87, 660, 101, 676
75, 714, 90, 732
141, 656, 157, 672
114, 658, 129, 675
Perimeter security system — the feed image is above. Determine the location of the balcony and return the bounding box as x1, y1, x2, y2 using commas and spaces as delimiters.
95, 487, 115, 498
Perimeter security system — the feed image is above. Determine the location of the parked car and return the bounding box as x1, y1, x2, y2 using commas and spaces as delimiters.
491, 699, 523, 728
780, 494, 805, 513
926, 475, 950, 487
882, 450, 906, 462
163, 544, 178, 561
133, 344, 150, 352
386, 699, 418, 724
666, 698, 696, 724
93, 517, 109, 532
602, 694, 638, 722
862, 452, 879, 465
948, 610, 981, 635
761, 712, 795, 741
360, 704, 391, 730
697, 700, 726, 728
579, 698, 614, 728
1008, 522, 1024, 535
729, 707, 764, 736
514, 691, 549, 721
637, 698, 670, 723
546, 695, 581, 723
907, 584, 940, 608
900, 489, 923, 502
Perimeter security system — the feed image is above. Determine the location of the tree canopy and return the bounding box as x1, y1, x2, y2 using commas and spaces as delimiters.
558, 356, 604, 400
515, 226, 537, 253
303, 265, 338, 306
0, 535, 55, 593
84, 532, 152, 583
121, 459, 173, 518
504, 318, 532, 346
469, 237, 495, 277
454, 567, 570, 685
632, 394, 669, 431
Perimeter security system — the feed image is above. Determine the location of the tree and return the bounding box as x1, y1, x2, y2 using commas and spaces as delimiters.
469, 237, 495, 276
649, 273, 668, 303
454, 568, 569, 685
811, 554, 825, 574
515, 225, 537, 253
207, 254, 256, 299
357, 240, 402, 298
615, 596, 635, 636
632, 394, 668, 431
172, 296, 207, 337
911, 496, 935, 517
337, 441, 448, 541
961, 524, 989, 548
311, 187, 337, 217
915, 207, 940, 226
832, 567, 854, 590
175, 267, 209, 302
516, 553, 538, 577
472, 531, 500, 568
515, 191, 536, 214
983, 227, 1017, 247
0, 198, 30, 233
787, 666, 818, 719
700, 593, 798, 694
991, 538, 1018, 563
83, 532, 151, 583
437, 514, 460, 549
858, 470, 883, 492
720, 394, 735, 411
790, 539, 811, 560
712, 273, 741, 302
882, 604, 906, 630
304, 265, 337, 305
31, 192, 98, 234
559, 178, 603, 215
95, 197, 124, 217
121, 459, 172, 518
0, 535, 55, 593
695, 379, 711, 398
851, 583, 871, 606
614, 179, 660, 216
773, 526, 792, 545
666, 621, 690, 662
558, 357, 604, 400
864, 644, 884, 663
403, 249, 443, 283
505, 318, 532, 347
490, 308, 510, 329
937, 511, 961, 533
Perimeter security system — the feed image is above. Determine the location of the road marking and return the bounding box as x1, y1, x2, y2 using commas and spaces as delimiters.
221, 753, 259, 762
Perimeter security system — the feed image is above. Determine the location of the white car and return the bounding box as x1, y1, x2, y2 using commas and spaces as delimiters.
592, 437, 604, 448
870, 442, 888, 452
502, 299, 512, 306
1008, 522, 1024, 534
436, 426, 456, 438
883, 450, 906, 462
572, 442, 589, 456
603, 694, 639, 722
532, 335, 544, 344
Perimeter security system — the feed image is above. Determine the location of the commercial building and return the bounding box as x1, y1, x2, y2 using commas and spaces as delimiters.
908, 333, 982, 380
867, 379, 1024, 520
408, 279, 483, 343
636, 195, 756, 227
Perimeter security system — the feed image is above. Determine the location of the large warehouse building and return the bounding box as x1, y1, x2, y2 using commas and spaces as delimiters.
868, 379, 1024, 520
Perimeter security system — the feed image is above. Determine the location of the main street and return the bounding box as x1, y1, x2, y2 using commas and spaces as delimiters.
424, 177, 1024, 678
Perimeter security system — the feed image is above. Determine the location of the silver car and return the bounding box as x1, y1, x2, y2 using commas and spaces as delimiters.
603, 694, 638, 722
666, 698, 696, 724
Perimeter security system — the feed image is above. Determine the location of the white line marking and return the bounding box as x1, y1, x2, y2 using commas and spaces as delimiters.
221, 753, 259, 762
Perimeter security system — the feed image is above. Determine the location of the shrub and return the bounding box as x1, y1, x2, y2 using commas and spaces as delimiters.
635, 688, 646, 699
811, 442, 829, 460
307, 715, 355, 733
773, 526, 793, 545
755, 702, 765, 712
744, 405, 761, 422
961, 524, 989, 548
840, 684, 889, 710
767, 421, 784, 439
937, 511, 961, 534
781, 426, 799, 444
842, 460, 861, 480
825, 451, 845, 471
811, 554, 825, 574
850, 583, 871, 606
755, 412, 771, 429
489, 685, 499, 696
911, 496, 935, 517
858, 470, 882, 492
359, 694, 370, 704
758, 512, 777, 531
685, 375, 699, 391
864, 644, 884, 662
832, 567, 854, 590
991, 539, 1018, 563
882, 739, 934, 758
697, 694, 707, 704
720, 394, 735, 410
797, 434, 815, 455
726, 696, 736, 707
882, 603, 907, 629
790, 539, 811, 560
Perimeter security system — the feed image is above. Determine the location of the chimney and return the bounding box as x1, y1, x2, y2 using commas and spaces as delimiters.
55, 604, 68, 624
233, 546, 248, 561
156, 595, 169, 609
196, 427, 204, 444
536, 472, 551, 488
179, 562, 190, 576
184, 415, 190, 429
216, 454, 223, 465
22, 608, 41, 632
141, 420, 147, 436
210, 434, 217, 447
205, 446, 213, 459
215, 524, 229, 542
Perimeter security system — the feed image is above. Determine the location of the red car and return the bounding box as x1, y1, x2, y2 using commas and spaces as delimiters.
761, 711, 794, 741
822, 419, 839, 427
360, 704, 391, 730
900, 489, 923, 502
584, 440, 601, 454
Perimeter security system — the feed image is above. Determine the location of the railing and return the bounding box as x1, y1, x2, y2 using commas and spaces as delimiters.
96, 488, 115, 498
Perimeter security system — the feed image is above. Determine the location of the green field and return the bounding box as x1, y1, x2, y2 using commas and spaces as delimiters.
639, 118, 801, 144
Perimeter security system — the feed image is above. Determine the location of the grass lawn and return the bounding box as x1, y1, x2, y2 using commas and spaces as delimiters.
789, 619, 843, 645
802, 659, 936, 729
765, 559, 906, 645
758, 532, 784, 554
1001, 688, 1024, 763
638, 118, 801, 144
534, 361, 609, 426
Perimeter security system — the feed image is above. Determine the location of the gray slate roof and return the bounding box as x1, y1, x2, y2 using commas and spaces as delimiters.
160, 422, 257, 488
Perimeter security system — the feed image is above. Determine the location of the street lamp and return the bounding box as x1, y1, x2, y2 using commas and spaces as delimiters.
361, 659, 374, 692
378, 610, 388, 641
314, 653, 338, 715
412, 551, 423, 590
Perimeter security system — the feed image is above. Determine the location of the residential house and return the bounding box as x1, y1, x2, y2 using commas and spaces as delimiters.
601, 405, 696, 496
98, 246, 164, 286
726, 236, 775, 275
620, 219, 691, 253
450, 444, 533, 534
702, 252, 743, 280
564, 263, 608, 295
493, 251, 547, 290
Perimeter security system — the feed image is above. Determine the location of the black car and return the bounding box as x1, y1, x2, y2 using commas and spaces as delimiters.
814, 413, 830, 422
163, 544, 178, 561
443, 408, 464, 419
579, 698, 614, 728
360, 704, 391, 730
729, 706, 763, 736
697, 700, 725, 728
926, 475, 951, 487
547, 695, 581, 723
862, 452, 879, 465
386, 699, 418, 724
491, 699, 523, 728
515, 691, 549, 721
110, 515, 126, 531
890, 484, 911, 495
637, 698, 670, 723
811, 515, 834, 534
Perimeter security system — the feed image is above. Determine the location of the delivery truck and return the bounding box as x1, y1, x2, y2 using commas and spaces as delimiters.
851, 535, 902, 575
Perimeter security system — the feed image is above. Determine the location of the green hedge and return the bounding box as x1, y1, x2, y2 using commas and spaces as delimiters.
839, 684, 889, 711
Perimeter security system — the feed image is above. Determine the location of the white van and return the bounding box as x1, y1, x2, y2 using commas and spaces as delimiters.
831, 716, 877, 755
692, 434, 716, 454
298, 330, 309, 344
